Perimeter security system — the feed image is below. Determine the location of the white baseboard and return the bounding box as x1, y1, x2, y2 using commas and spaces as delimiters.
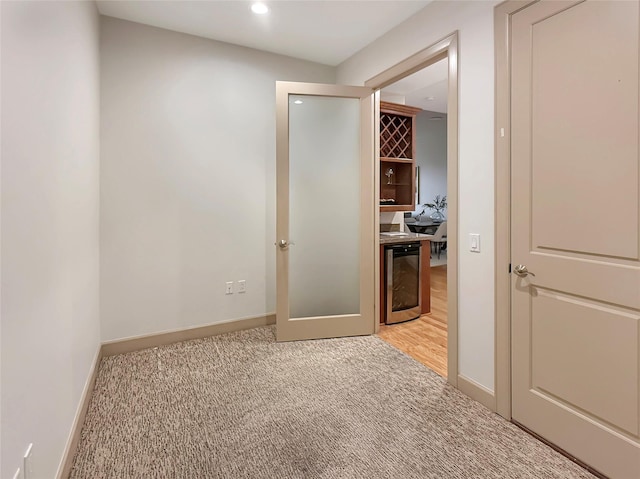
57, 346, 102, 479
458, 374, 496, 411
101, 313, 276, 356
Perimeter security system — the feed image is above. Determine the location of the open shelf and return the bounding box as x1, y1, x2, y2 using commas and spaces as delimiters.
379, 102, 421, 212
381, 157, 414, 164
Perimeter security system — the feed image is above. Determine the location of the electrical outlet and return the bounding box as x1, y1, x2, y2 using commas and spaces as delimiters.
225, 281, 233, 294
23, 443, 33, 479
238, 280, 246, 293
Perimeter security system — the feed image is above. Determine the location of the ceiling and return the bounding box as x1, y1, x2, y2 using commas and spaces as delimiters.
96, 0, 431, 66
381, 57, 448, 113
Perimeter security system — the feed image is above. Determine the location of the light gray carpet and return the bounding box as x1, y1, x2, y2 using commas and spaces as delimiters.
70, 326, 594, 478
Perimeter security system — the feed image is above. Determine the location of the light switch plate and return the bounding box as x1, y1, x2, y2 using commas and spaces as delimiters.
470, 233, 480, 252
238, 280, 246, 293
225, 282, 233, 294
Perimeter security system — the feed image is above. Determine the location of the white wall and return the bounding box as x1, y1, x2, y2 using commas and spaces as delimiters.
415, 112, 448, 215
338, 0, 499, 390
1, 2, 101, 477
100, 17, 335, 341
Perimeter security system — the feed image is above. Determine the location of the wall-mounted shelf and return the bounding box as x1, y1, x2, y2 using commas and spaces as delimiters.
379, 101, 422, 212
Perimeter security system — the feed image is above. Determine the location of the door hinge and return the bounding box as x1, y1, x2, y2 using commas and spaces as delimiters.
508, 263, 512, 273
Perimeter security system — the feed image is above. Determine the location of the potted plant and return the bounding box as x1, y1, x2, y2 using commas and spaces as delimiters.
419, 194, 447, 221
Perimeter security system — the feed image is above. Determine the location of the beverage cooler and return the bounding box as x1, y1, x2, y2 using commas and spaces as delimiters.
385, 243, 422, 324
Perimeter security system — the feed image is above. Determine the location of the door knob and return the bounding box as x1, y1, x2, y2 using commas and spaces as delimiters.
276, 239, 294, 249
513, 264, 535, 277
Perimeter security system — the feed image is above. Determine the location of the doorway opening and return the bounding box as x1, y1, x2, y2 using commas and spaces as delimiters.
365, 33, 459, 385
377, 59, 449, 377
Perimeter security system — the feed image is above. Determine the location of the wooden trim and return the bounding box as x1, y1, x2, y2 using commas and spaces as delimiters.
445, 34, 459, 389
379, 245, 386, 324
360, 89, 377, 339
380, 205, 415, 212
420, 240, 432, 314
56, 346, 102, 479
101, 314, 276, 357
380, 157, 414, 164
365, 33, 453, 90
374, 90, 381, 335
275, 81, 291, 340
494, 0, 538, 421
274, 81, 372, 98
458, 374, 496, 412
365, 31, 460, 388
380, 101, 422, 116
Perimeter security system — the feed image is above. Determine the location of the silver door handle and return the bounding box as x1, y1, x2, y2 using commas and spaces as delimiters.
513, 264, 535, 277
276, 239, 294, 249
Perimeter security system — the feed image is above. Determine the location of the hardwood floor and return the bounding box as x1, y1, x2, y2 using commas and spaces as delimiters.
377, 265, 448, 377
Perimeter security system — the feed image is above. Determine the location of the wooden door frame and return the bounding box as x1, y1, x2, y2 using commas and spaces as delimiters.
365, 32, 461, 389
494, 0, 538, 420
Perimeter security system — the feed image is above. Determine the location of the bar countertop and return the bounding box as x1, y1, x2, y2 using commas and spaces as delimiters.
379, 232, 431, 245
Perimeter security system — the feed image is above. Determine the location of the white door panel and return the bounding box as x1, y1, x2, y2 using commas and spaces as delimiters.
511, 1, 640, 477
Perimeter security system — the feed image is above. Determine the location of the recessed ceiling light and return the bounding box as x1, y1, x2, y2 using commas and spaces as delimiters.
251, 3, 269, 14
293, 100, 303, 105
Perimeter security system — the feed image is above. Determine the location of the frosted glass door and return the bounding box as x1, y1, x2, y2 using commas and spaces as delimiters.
289, 95, 360, 318
275, 82, 375, 342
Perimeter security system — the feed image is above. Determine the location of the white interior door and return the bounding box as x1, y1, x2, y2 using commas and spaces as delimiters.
511, 1, 640, 477
275, 82, 375, 342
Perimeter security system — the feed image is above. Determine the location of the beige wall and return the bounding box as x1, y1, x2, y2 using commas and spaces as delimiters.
100, 17, 336, 341
338, 0, 499, 390
1, 1, 101, 477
